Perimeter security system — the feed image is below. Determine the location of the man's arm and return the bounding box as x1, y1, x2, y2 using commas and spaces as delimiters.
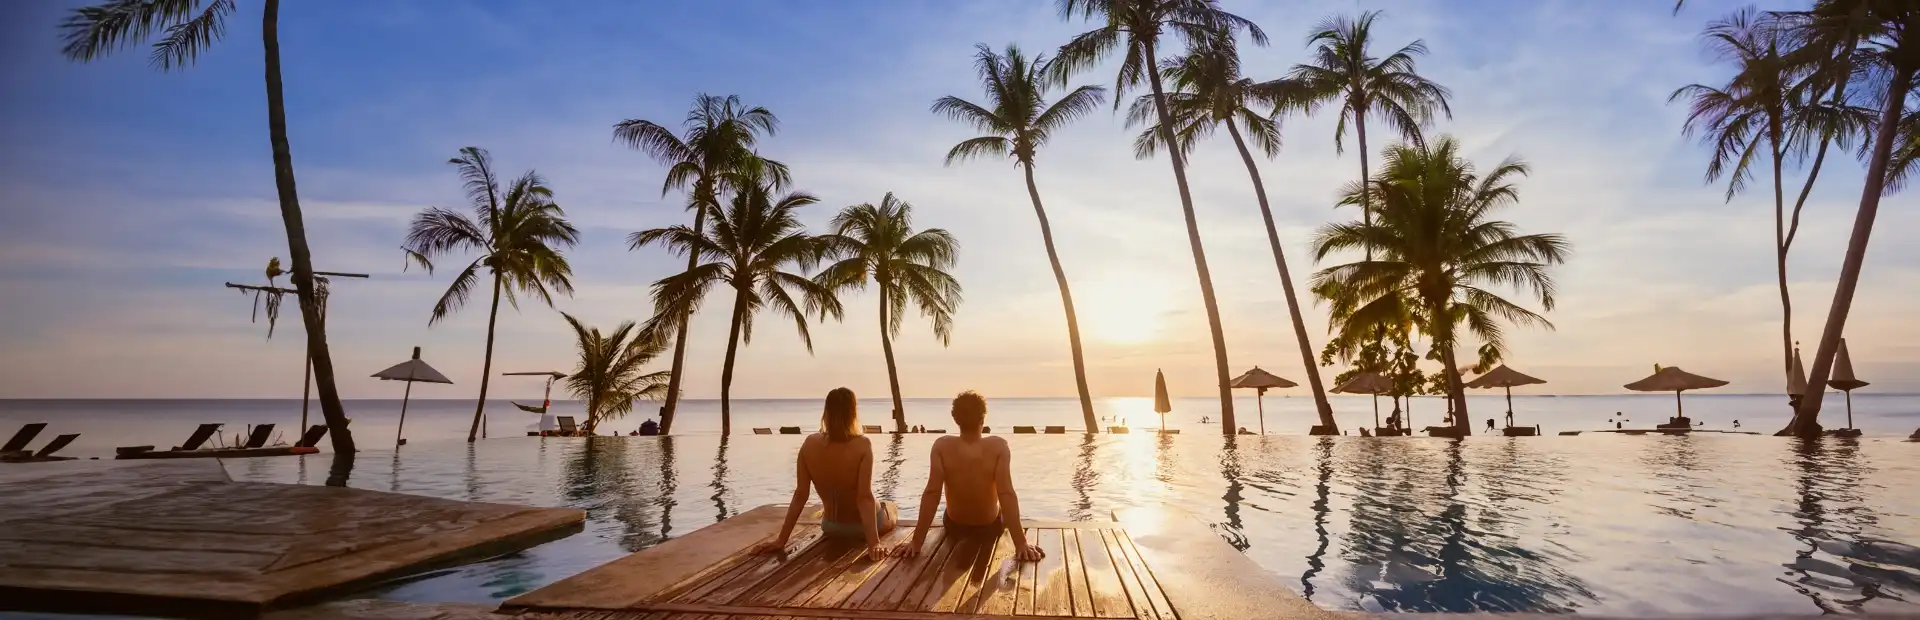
755, 437, 814, 554
992, 437, 1045, 561
892, 438, 946, 557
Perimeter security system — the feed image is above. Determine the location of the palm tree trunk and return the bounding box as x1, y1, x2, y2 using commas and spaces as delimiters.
658, 204, 708, 435
1020, 163, 1097, 433
1355, 107, 1372, 262
1768, 115, 1793, 384
262, 0, 354, 485
1142, 38, 1235, 431
468, 272, 504, 442
719, 284, 749, 436
1226, 121, 1337, 433
1429, 296, 1471, 435
878, 285, 907, 433
1783, 63, 1914, 437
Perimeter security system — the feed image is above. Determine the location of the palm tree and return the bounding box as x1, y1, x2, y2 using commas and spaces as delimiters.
560, 313, 672, 435
1785, 0, 1917, 436
933, 43, 1104, 432
629, 185, 842, 435
59, 0, 359, 481
1124, 35, 1339, 434
1670, 7, 1868, 387
1054, 0, 1265, 431
816, 194, 963, 433
1311, 137, 1570, 436
1282, 11, 1452, 260
614, 94, 789, 435
404, 147, 580, 442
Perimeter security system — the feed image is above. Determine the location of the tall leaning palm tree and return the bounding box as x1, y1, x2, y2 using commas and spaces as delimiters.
1125, 35, 1339, 434
1311, 137, 1570, 436
816, 194, 963, 433
630, 185, 842, 435
60, 0, 360, 481
933, 43, 1104, 432
560, 313, 672, 435
1785, 0, 1918, 436
614, 94, 789, 435
404, 147, 580, 442
1054, 0, 1266, 431
1283, 11, 1452, 260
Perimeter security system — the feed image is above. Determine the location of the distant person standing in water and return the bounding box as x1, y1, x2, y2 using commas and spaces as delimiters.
893, 391, 1045, 561
1486, 418, 1496, 432
755, 388, 895, 560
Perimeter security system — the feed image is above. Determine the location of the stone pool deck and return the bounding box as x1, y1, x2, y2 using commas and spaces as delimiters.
0, 458, 585, 619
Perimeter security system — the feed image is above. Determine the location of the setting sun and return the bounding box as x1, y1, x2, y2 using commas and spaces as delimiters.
1082, 277, 1170, 345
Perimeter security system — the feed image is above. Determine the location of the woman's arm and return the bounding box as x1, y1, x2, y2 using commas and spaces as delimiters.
993, 438, 1044, 561
891, 439, 946, 557
854, 439, 884, 560
754, 438, 814, 554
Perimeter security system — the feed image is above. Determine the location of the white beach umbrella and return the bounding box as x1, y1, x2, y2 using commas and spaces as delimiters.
371, 347, 453, 446
1230, 367, 1296, 435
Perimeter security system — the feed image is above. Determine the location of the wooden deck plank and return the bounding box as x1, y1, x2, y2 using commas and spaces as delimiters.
798, 526, 915, 609
1010, 529, 1038, 616
1073, 529, 1132, 618
1060, 530, 1094, 617
855, 528, 949, 610
1096, 529, 1159, 620
1111, 530, 1173, 620
508, 505, 789, 610
1115, 508, 1338, 620
932, 531, 1001, 612
956, 533, 1017, 615
707, 536, 844, 606
1027, 529, 1072, 616
663, 527, 825, 603
907, 532, 987, 611
738, 539, 866, 606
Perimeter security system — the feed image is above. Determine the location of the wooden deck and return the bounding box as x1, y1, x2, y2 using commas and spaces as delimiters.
506, 506, 1330, 620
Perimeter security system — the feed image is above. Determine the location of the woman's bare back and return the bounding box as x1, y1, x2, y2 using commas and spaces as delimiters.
801, 433, 871, 522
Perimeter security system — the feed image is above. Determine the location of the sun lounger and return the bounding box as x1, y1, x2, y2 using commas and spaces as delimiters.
752, 428, 772, 435
557, 417, 578, 435
2, 433, 79, 463
1013, 426, 1037, 434
243, 424, 276, 449
294, 425, 328, 448
175, 423, 222, 451
1108, 426, 1130, 434
1044, 426, 1066, 434
1158, 429, 1180, 435
3, 423, 46, 454
1558, 431, 1582, 436
863, 425, 883, 434
926, 429, 947, 434
778, 426, 802, 435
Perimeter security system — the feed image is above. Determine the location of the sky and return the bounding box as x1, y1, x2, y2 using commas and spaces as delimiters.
1, 0, 1915, 400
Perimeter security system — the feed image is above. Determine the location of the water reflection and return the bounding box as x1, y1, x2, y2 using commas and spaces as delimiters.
1302, 437, 1334, 600
881, 433, 904, 502
1217, 437, 1247, 552
1783, 437, 1918, 610
657, 435, 678, 539
711, 437, 735, 521
1071, 433, 1099, 521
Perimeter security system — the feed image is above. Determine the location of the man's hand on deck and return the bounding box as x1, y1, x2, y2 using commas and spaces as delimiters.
1014, 542, 1046, 562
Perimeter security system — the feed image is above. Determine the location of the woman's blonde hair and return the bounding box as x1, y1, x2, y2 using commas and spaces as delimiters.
822, 387, 860, 442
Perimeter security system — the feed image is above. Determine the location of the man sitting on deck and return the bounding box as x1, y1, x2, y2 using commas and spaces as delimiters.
891, 391, 1045, 561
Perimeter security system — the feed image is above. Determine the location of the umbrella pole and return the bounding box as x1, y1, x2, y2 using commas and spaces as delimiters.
1675, 390, 1683, 419
1257, 389, 1266, 435
397, 381, 413, 447
1845, 390, 1854, 429
1506, 386, 1514, 427
1372, 394, 1379, 431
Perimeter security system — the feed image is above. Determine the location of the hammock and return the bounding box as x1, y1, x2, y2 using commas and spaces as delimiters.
514, 400, 550, 414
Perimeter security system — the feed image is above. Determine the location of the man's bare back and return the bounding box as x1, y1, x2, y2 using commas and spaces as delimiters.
932, 434, 1005, 526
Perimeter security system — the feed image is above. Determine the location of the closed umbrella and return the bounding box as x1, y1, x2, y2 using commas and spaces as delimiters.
1153, 369, 1172, 433
1826, 338, 1869, 430
371, 347, 453, 447
1230, 367, 1296, 435
1465, 365, 1547, 428
1333, 371, 1393, 432
1623, 366, 1727, 419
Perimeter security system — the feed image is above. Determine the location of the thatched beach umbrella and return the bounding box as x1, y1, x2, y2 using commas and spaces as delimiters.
1465, 365, 1547, 427
1230, 367, 1296, 435
1333, 371, 1394, 430
372, 347, 453, 447
1623, 366, 1727, 418
1827, 338, 1869, 430
1153, 369, 1172, 432
1787, 347, 1809, 400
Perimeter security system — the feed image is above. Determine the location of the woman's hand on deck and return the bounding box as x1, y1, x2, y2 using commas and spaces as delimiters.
865, 543, 888, 561
1014, 542, 1046, 562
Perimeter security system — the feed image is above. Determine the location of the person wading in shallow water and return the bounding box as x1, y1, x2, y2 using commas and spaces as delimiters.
893, 391, 1045, 561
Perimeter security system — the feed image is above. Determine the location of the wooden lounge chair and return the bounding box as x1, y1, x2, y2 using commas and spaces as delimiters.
862, 425, 883, 434
3, 433, 79, 463
2, 422, 46, 454
1108, 426, 1130, 434
778, 426, 802, 435
293, 425, 328, 448
1044, 425, 1066, 434
1158, 429, 1180, 435
243, 424, 276, 449
175, 423, 222, 451
926, 429, 947, 434
752, 428, 772, 435
1013, 426, 1037, 434
556, 417, 578, 435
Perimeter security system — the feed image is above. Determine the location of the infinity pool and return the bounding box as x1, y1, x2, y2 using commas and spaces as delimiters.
224, 434, 1920, 615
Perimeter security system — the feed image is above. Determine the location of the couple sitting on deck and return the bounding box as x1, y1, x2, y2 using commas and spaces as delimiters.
751, 388, 1046, 564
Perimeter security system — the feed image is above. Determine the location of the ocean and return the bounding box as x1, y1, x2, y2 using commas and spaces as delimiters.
3, 395, 1917, 614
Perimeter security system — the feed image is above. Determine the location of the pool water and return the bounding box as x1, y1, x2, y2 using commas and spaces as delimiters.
222, 434, 1920, 615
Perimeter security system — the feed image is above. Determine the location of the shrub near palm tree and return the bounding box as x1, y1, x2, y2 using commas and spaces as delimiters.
560, 313, 672, 435
1125, 35, 1339, 434
614, 95, 789, 435
934, 44, 1104, 433
404, 147, 581, 442
630, 185, 842, 435
1053, 0, 1266, 432
1311, 137, 1569, 436
816, 194, 963, 433
60, 0, 360, 476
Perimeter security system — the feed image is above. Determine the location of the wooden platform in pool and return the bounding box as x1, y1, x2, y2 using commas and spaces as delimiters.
506, 505, 1330, 620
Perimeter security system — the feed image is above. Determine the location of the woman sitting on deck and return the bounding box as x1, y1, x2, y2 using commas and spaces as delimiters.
754, 387, 897, 560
